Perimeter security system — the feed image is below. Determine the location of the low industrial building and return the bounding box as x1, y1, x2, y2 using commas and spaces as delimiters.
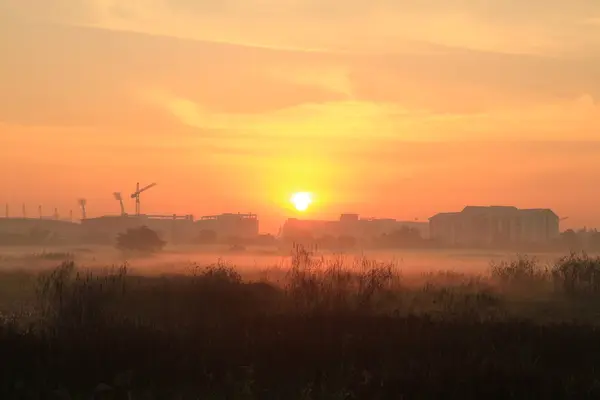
195, 213, 259, 240
82, 214, 196, 244
429, 206, 560, 247
0, 217, 82, 244
73, 213, 260, 245
281, 214, 429, 242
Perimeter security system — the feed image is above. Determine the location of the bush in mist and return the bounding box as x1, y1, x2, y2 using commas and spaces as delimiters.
31, 245, 408, 334
490, 255, 549, 287
561, 229, 584, 251
116, 226, 165, 254
416, 272, 502, 319
489, 252, 600, 299
196, 229, 217, 244
552, 252, 600, 297
36, 261, 129, 330
284, 244, 401, 315
33, 259, 283, 335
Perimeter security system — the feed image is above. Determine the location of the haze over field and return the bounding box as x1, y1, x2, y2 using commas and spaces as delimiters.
0, 244, 585, 282
1, 0, 600, 231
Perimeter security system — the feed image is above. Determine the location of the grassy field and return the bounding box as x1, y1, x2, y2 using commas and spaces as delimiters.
2, 246, 600, 398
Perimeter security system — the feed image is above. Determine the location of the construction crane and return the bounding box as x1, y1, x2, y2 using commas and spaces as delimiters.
78, 199, 87, 220
113, 192, 126, 216
130, 182, 157, 216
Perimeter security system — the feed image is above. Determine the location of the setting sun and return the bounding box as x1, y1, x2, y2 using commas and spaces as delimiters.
290, 192, 313, 212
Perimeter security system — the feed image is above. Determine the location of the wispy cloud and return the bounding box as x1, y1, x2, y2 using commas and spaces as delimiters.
142, 87, 600, 142
1, 13, 598, 141
142, 88, 403, 138
5, 0, 600, 55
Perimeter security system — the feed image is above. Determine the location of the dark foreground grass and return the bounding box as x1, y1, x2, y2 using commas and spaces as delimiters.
4, 316, 600, 399
2, 248, 600, 398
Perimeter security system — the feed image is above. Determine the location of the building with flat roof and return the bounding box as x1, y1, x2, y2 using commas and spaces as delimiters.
82, 214, 195, 244
195, 213, 259, 240
0, 217, 82, 244
281, 214, 429, 242
429, 206, 560, 247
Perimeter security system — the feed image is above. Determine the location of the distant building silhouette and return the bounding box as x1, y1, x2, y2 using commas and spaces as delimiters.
195, 213, 259, 240
429, 206, 559, 247
0, 217, 81, 245
281, 214, 429, 242
82, 214, 196, 244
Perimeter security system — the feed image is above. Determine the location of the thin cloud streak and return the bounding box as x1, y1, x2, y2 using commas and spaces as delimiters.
142, 90, 600, 142
4, 0, 600, 56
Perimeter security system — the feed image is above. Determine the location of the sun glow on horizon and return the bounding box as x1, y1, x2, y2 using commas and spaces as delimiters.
290, 192, 313, 212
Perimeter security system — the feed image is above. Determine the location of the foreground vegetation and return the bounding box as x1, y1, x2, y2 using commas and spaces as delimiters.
2, 248, 600, 398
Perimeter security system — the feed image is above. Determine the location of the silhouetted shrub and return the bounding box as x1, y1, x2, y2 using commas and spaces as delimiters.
36, 261, 129, 331
561, 229, 583, 251
284, 244, 401, 315
551, 252, 600, 297
196, 229, 217, 244
490, 255, 549, 287
589, 231, 600, 252
116, 226, 165, 253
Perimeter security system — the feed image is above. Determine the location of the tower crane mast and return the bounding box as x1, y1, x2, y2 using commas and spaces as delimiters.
131, 182, 157, 216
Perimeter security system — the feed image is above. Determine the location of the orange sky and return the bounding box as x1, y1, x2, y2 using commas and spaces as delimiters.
1, 1, 600, 232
